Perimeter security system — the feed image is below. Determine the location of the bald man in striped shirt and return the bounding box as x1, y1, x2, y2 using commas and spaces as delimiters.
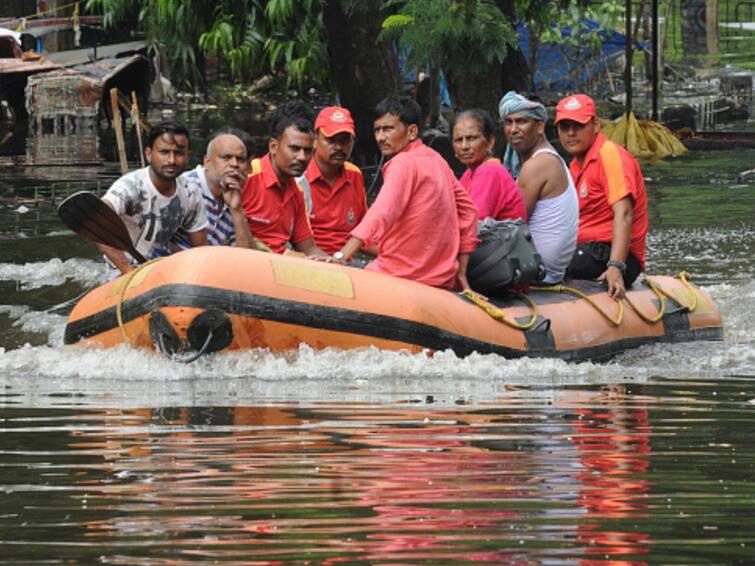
153, 130, 269, 256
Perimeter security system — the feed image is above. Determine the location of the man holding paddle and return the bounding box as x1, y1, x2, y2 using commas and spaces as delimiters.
98, 121, 208, 274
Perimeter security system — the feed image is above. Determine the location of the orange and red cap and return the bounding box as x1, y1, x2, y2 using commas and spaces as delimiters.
555, 94, 597, 124
315, 106, 356, 137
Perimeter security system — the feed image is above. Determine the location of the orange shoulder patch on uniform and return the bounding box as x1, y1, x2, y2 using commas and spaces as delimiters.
249, 158, 263, 177
599, 141, 629, 205
344, 161, 362, 174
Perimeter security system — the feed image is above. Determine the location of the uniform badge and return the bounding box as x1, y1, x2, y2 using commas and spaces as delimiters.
347, 207, 355, 224
564, 96, 582, 110
579, 182, 588, 198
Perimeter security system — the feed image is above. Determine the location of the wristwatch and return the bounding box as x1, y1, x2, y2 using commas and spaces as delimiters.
607, 260, 627, 273
333, 251, 345, 262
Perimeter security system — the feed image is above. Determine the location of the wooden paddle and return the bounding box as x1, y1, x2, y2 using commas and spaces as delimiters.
57, 191, 147, 264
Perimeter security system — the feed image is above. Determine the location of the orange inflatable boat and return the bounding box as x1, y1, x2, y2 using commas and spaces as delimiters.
64, 246, 723, 362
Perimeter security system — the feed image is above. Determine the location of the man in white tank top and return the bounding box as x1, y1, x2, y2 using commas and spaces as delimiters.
498, 91, 578, 284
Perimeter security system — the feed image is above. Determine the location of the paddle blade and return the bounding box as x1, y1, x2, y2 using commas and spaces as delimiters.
57, 191, 147, 263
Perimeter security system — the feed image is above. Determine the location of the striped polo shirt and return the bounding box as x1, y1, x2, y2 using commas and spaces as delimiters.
151, 166, 236, 257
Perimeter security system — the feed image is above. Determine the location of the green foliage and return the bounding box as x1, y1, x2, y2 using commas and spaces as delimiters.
379, 0, 517, 78
85, 0, 644, 97
87, 0, 210, 89
382, 14, 414, 29
198, 2, 266, 82
537, 1, 621, 51
512, 0, 622, 90
262, 0, 329, 88
86, 0, 329, 91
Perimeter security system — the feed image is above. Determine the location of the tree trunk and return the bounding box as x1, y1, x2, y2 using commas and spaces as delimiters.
444, 45, 530, 120
323, 0, 529, 151
443, 0, 531, 118
322, 2, 400, 163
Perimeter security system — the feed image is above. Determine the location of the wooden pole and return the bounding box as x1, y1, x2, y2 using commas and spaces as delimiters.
110, 87, 128, 175
131, 91, 145, 168
625, 0, 633, 116
706, 0, 719, 58
652, 0, 659, 121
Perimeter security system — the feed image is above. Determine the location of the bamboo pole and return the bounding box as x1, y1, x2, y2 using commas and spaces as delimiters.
652, 0, 659, 121
110, 87, 128, 175
625, 0, 633, 117
131, 91, 145, 168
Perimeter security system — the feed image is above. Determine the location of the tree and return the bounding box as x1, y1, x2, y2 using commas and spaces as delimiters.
199, 0, 330, 88
86, 0, 623, 136
321, 2, 400, 160
86, 0, 330, 91
86, 0, 211, 90
380, 0, 528, 119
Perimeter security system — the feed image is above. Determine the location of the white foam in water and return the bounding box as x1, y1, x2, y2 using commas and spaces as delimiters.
0, 222, 752, 406
0, 331, 749, 407
0, 258, 104, 290
0, 342, 633, 407
0, 342, 603, 382
0, 305, 67, 346
704, 281, 755, 344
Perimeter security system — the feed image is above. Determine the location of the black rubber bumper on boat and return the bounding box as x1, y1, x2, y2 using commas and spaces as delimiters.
64, 283, 723, 362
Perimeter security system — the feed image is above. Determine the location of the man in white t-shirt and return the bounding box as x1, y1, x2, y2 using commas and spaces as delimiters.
99, 121, 208, 274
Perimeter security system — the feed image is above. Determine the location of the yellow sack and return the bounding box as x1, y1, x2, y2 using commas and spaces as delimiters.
601, 112, 687, 159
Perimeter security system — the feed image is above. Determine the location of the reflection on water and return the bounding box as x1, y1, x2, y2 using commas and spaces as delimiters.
2, 379, 754, 563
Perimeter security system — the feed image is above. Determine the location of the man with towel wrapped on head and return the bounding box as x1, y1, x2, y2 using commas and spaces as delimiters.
499, 91, 578, 284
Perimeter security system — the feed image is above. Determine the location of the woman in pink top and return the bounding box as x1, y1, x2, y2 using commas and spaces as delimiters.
452, 109, 527, 222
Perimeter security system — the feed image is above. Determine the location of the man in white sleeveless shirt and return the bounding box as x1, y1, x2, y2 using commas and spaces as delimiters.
499, 91, 578, 284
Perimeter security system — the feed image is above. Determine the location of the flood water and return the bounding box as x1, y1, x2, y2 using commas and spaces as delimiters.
0, 116, 754, 563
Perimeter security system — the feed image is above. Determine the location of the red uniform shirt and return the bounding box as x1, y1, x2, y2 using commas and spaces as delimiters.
241, 154, 313, 254
301, 158, 368, 254
568, 132, 648, 268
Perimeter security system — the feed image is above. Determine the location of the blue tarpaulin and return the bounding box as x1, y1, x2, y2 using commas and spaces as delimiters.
397, 19, 646, 107
518, 19, 646, 93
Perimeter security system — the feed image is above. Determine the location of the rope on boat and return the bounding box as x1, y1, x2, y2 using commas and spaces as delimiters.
462, 289, 539, 330
644, 271, 698, 313
530, 283, 625, 326
530, 271, 698, 327
157, 330, 214, 364
116, 259, 162, 345
623, 276, 666, 323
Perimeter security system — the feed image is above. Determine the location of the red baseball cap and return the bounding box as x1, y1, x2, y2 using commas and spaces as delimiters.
315, 106, 356, 137
555, 94, 596, 124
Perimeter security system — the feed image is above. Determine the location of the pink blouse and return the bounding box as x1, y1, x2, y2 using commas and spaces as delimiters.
459, 158, 527, 222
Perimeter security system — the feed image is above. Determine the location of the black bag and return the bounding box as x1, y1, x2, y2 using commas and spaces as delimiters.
467, 218, 545, 294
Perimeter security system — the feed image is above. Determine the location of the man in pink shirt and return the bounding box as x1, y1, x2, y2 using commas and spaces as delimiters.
333, 96, 478, 290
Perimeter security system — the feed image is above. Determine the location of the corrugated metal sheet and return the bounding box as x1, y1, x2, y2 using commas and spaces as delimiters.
0, 56, 58, 75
